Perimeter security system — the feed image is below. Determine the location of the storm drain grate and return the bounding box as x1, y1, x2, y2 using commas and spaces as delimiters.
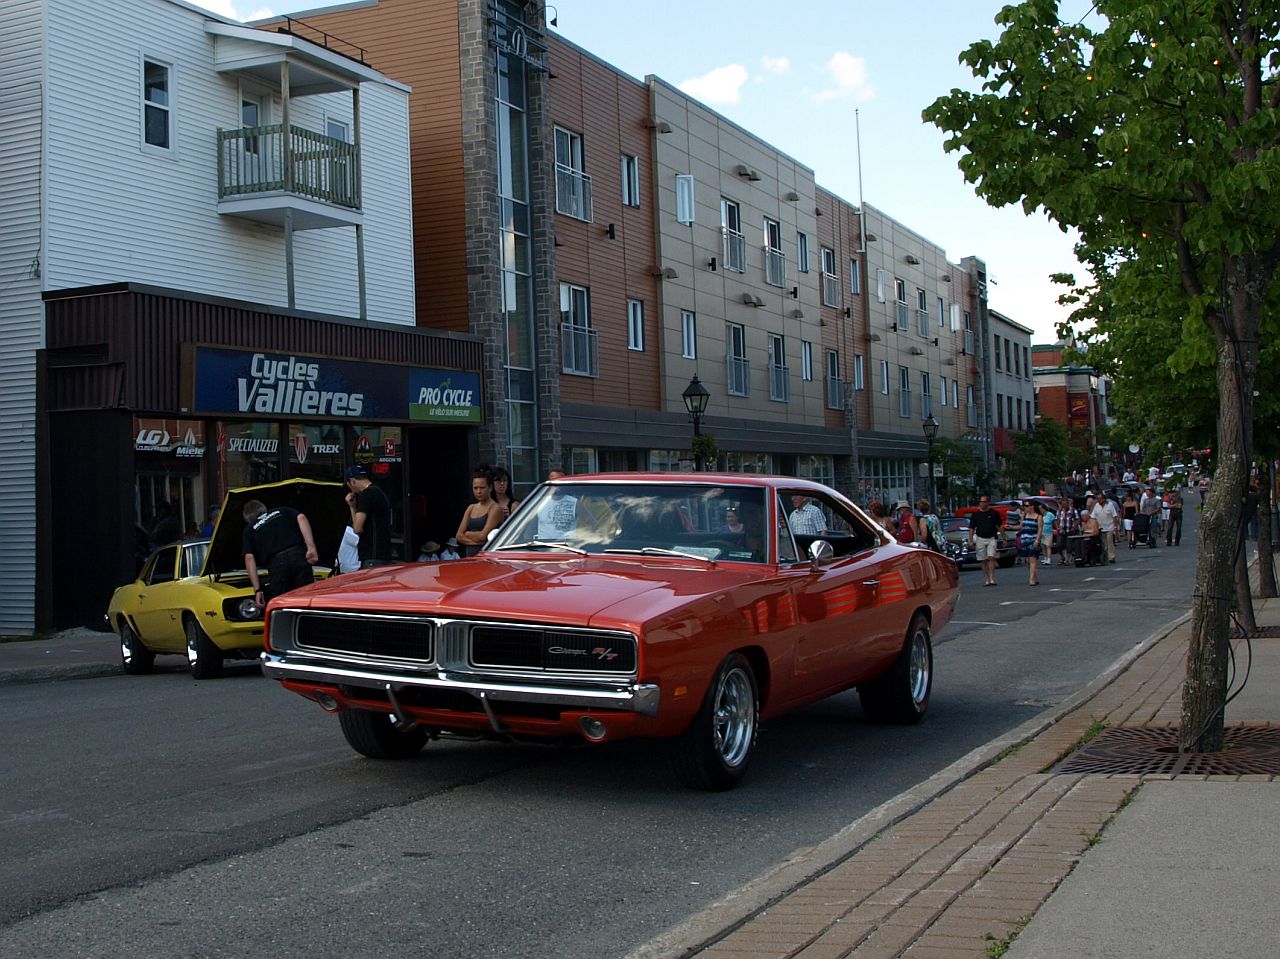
1242, 625, 1280, 639
1054, 725, 1280, 776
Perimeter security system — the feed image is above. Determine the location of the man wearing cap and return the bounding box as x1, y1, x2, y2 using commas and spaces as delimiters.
242, 499, 319, 607
344, 465, 393, 567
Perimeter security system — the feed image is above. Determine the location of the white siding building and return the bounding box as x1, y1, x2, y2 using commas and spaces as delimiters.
0, 0, 419, 633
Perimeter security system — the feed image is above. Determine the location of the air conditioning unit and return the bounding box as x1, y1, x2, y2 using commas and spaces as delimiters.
905, 254, 921, 265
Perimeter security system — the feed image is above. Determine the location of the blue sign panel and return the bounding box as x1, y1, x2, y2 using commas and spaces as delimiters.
192, 347, 482, 424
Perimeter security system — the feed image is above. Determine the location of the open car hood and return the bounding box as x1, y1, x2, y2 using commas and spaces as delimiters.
203, 478, 348, 577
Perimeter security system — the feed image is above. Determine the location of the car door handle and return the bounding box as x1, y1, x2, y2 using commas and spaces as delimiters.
862, 580, 879, 587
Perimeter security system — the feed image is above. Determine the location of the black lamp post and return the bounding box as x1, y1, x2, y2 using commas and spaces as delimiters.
922, 415, 940, 507
682, 375, 711, 470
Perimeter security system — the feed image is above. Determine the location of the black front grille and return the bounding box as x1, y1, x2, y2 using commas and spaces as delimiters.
296, 615, 434, 662
470, 626, 635, 673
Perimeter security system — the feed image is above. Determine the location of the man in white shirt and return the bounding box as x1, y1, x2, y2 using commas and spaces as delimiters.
1091, 494, 1118, 564
789, 494, 827, 536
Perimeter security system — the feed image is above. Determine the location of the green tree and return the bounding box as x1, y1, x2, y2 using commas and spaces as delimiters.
925, 1, 1280, 751
1009, 418, 1072, 490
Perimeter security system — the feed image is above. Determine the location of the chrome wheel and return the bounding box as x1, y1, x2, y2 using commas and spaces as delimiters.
120, 622, 154, 675
908, 624, 932, 707
712, 666, 757, 768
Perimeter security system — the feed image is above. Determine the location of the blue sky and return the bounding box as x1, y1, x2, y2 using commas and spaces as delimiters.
200, 0, 1093, 342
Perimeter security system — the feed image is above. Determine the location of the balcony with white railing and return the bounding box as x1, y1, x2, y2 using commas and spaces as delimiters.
556, 164, 593, 221
217, 124, 363, 229
561, 323, 598, 376
727, 355, 751, 396
917, 309, 930, 337
722, 228, 746, 272
896, 301, 909, 330
764, 247, 786, 288
826, 376, 845, 410
769, 363, 790, 402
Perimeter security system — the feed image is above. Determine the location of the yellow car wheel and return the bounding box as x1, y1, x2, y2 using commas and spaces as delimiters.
186, 619, 224, 680
120, 622, 155, 676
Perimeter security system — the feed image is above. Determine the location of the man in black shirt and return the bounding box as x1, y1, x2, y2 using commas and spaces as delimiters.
967, 495, 1004, 587
344, 465, 393, 567
242, 500, 319, 607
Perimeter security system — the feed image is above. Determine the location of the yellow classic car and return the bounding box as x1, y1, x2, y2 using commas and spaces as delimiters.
107, 478, 348, 679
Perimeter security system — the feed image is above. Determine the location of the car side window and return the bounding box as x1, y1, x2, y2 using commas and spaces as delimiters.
147, 546, 178, 585
785, 490, 880, 558
774, 494, 799, 564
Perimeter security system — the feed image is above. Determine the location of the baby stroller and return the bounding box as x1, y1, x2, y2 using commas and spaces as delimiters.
1129, 512, 1154, 548
1073, 534, 1103, 567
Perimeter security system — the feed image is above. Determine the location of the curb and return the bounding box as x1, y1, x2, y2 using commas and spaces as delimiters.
624, 610, 1193, 959
0, 663, 123, 687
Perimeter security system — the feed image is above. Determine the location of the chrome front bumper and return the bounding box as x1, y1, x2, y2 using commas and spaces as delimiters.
261, 652, 661, 716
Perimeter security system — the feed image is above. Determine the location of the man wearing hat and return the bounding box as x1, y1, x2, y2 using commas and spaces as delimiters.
440, 537, 461, 561
417, 540, 441, 563
344, 465, 393, 567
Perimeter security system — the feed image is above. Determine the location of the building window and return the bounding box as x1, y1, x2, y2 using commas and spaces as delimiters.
721, 198, 745, 272
627, 299, 644, 351
850, 258, 862, 295
966, 385, 976, 426
821, 247, 839, 307
876, 268, 887, 303
554, 127, 592, 221
801, 340, 813, 381
1024, 345, 1031, 379
142, 58, 174, 152
1016, 396, 1023, 430
994, 334, 1002, 370
768, 334, 789, 402
1027, 398, 1033, 425
917, 288, 929, 336
675, 174, 695, 224
620, 154, 640, 207
859, 457, 914, 513
937, 296, 946, 328
681, 309, 697, 359
797, 232, 810, 273
953, 379, 960, 409
940, 375, 949, 407
763, 218, 785, 287
921, 372, 933, 418
727, 323, 749, 396
826, 350, 844, 410
559, 283, 597, 376
895, 278, 909, 330
854, 353, 865, 391
880, 359, 890, 395
1014, 343, 1022, 377
950, 303, 960, 332
898, 366, 911, 417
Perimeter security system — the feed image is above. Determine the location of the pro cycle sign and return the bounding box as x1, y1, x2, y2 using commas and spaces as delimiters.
190, 347, 482, 424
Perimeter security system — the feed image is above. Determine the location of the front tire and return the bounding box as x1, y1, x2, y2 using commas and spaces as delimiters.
339, 709, 428, 759
186, 618, 224, 680
859, 614, 932, 725
668, 653, 759, 791
120, 622, 155, 675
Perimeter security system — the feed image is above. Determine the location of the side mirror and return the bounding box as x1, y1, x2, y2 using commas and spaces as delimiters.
808, 538, 835, 571
486, 528, 501, 543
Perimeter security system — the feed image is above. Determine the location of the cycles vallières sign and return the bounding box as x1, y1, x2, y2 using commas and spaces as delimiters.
188, 346, 482, 424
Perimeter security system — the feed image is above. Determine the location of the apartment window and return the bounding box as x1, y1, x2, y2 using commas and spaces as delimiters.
1007, 395, 1015, 429
916, 288, 929, 336
727, 323, 749, 396
880, 359, 890, 395
1027, 398, 1034, 426
1005, 339, 1012, 373
142, 58, 173, 152
953, 379, 960, 409
763, 218, 786, 287
996, 392, 1003, 428
963, 310, 974, 355
1014, 343, 1021, 377
876, 268, 887, 303
720, 198, 745, 272
675, 174, 695, 224
821, 247, 839, 307
937, 297, 946, 328
898, 366, 912, 417
895, 278, 909, 329
994, 334, 1002, 370
850, 258, 862, 295
681, 309, 697, 359
1023, 345, 1031, 379
797, 232, 810, 273
620, 154, 640, 207
768, 334, 790, 402
853, 353, 865, 390
921, 372, 933, 418
801, 340, 813, 381
966, 384, 977, 426
826, 350, 844, 410
554, 127, 592, 221
950, 303, 960, 332
559, 283, 596, 376
627, 299, 644, 351
325, 117, 349, 142
940, 375, 949, 407
1016, 397, 1023, 430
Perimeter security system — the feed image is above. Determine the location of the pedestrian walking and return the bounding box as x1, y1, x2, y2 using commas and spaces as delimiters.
1140, 485, 1161, 548
892, 500, 918, 545
1092, 493, 1119, 563
1057, 497, 1079, 566
916, 499, 943, 552
242, 499, 319, 607
1040, 502, 1056, 564
1019, 503, 1043, 585
967, 496, 1003, 587
1166, 487, 1184, 545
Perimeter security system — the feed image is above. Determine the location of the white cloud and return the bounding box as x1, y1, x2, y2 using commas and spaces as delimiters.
814, 51, 875, 103
761, 55, 791, 75
678, 64, 750, 105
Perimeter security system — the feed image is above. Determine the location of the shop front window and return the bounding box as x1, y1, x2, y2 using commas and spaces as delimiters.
287, 423, 346, 481
133, 417, 207, 544
352, 425, 406, 561
217, 421, 281, 493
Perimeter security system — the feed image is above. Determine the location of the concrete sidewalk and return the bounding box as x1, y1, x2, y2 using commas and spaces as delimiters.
0, 626, 122, 685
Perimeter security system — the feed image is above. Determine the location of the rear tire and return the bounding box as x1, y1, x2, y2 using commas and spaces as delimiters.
859, 614, 933, 725
339, 709, 428, 759
186, 618, 224, 680
120, 622, 155, 675
668, 653, 759, 791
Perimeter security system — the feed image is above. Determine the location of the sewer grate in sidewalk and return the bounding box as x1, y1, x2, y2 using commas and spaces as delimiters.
1054, 725, 1280, 776
1241, 625, 1280, 639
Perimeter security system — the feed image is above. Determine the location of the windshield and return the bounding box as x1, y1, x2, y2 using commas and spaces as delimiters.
489, 483, 770, 563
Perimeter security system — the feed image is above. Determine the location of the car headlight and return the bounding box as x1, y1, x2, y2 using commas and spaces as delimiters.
238, 596, 262, 619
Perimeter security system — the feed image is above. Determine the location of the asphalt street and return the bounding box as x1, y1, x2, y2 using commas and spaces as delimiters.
0, 511, 1202, 959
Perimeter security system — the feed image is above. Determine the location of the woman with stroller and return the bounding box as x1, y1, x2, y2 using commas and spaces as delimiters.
1018, 502, 1044, 586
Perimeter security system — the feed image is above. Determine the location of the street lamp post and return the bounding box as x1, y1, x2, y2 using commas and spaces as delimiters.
922, 415, 940, 508
682, 375, 711, 471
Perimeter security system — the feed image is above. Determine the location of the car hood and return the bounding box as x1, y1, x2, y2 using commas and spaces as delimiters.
204, 478, 348, 577
274, 555, 774, 629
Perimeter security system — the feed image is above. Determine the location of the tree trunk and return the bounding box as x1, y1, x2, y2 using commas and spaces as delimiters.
1180, 317, 1257, 752
1258, 460, 1278, 599
1235, 531, 1257, 632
